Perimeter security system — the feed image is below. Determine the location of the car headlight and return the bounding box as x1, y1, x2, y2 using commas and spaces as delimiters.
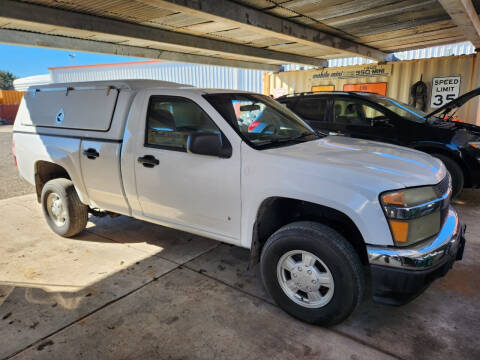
380, 186, 447, 247
469, 141, 480, 149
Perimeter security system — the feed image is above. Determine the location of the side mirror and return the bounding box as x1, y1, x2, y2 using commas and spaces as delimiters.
186, 132, 232, 158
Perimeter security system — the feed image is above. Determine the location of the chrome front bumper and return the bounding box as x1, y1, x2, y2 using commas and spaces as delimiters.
367, 207, 464, 271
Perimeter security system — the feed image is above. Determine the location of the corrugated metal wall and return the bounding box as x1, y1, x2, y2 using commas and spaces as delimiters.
282, 42, 476, 70
0, 90, 24, 124
266, 54, 480, 125
50, 62, 264, 93
395, 41, 475, 61
0, 90, 25, 105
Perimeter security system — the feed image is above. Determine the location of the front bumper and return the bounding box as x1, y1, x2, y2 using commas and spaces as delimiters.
367, 207, 466, 305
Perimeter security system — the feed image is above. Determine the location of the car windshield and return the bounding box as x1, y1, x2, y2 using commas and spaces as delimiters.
368, 95, 428, 123
203, 93, 318, 149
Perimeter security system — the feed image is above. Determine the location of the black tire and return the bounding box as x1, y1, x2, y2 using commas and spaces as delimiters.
41, 178, 88, 237
260, 221, 364, 326
432, 154, 464, 197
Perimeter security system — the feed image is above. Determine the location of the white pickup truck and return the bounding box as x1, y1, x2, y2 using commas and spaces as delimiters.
13, 80, 465, 325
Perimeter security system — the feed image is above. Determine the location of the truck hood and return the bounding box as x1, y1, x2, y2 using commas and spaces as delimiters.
265, 136, 445, 188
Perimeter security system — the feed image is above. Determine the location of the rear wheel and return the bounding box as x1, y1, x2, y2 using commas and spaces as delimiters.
432, 154, 464, 197
260, 221, 365, 326
41, 178, 88, 237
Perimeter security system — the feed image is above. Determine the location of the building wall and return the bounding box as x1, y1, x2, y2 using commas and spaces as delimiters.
50, 61, 264, 93
265, 54, 480, 125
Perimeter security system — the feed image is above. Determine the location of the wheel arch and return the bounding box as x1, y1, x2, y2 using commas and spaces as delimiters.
34, 161, 72, 202
249, 196, 368, 268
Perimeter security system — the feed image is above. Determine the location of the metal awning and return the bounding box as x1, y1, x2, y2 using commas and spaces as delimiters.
0, 0, 478, 71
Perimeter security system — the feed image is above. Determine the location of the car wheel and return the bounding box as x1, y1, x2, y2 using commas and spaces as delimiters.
41, 178, 88, 237
432, 154, 464, 197
260, 221, 365, 326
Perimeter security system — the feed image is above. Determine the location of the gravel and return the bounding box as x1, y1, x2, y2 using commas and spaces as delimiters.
0, 129, 35, 200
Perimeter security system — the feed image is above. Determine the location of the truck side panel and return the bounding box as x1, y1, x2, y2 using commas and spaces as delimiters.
13, 86, 136, 213
80, 140, 130, 215
13, 132, 89, 204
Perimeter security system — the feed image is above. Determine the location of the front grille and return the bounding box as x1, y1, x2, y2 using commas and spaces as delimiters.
434, 174, 451, 227
433, 173, 451, 198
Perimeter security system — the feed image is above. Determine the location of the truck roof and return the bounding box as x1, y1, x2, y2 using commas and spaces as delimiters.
28, 79, 193, 91
26, 79, 257, 95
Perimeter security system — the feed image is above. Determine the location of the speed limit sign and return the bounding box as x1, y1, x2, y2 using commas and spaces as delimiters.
430, 76, 461, 108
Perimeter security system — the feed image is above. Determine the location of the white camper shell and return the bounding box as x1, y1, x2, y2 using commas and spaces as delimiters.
16, 80, 193, 140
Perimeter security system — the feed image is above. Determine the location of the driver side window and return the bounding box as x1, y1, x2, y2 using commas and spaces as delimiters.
333, 99, 388, 127
362, 104, 388, 124
145, 96, 219, 151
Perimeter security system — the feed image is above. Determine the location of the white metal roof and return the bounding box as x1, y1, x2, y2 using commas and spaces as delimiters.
13, 74, 52, 91
27, 79, 193, 91
24, 79, 255, 95
49, 61, 265, 93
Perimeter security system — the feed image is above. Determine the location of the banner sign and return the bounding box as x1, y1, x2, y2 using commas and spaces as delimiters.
312, 85, 335, 92
312, 64, 392, 81
430, 76, 461, 108
343, 82, 387, 96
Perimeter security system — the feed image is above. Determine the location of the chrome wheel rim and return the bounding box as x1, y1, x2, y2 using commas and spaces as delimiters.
276, 250, 334, 308
46, 193, 67, 227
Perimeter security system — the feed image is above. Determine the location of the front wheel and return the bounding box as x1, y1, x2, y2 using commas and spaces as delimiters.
41, 178, 88, 237
260, 221, 365, 326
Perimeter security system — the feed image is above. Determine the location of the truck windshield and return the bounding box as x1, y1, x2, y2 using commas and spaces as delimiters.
204, 93, 318, 149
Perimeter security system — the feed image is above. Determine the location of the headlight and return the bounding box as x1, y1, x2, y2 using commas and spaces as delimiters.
380, 186, 447, 247
469, 141, 480, 149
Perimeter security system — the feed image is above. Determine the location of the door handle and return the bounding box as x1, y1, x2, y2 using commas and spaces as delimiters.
83, 148, 99, 159
137, 155, 159, 168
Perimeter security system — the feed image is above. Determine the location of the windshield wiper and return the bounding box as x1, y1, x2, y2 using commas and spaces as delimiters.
257, 131, 317, 148
292, 131, 319, 141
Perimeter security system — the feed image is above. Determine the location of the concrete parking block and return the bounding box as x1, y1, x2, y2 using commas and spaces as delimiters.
87, 215, 219, 264
10, 268, 396, 360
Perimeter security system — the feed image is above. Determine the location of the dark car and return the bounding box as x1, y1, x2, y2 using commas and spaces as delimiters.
278, 88, 480, 196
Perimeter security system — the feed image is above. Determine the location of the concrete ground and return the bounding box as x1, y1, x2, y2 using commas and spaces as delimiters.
0, 195, 478, 359
0, 124, 479, 359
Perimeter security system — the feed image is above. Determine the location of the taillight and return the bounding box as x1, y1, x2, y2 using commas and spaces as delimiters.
248, 121, 260, 132
12, 138, 17, 167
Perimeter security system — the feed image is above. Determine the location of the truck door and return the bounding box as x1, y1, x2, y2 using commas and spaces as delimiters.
131, 93, 241, 242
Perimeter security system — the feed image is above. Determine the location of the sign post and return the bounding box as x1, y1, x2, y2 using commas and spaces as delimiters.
430, 76, 461, 108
